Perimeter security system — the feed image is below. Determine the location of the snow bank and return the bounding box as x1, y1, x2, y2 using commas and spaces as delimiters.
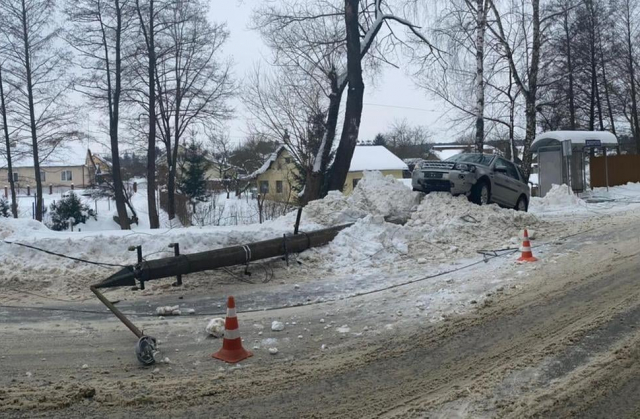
0, 218, 49, 239
303, 192, 538, 269
530, 184, 585, 209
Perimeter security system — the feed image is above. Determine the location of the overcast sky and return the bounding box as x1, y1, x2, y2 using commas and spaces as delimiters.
213, 0, 452, 145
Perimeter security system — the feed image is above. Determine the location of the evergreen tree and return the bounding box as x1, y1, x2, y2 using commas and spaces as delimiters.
0, 198, 11, 218
48, 192, 96, 231
178, 142, 211, 214
373, 133, 387, 146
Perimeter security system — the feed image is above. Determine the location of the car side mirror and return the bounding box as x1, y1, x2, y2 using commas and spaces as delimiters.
494, 167, 508, 174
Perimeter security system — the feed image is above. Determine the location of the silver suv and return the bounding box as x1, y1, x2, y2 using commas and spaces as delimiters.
412, 153, 531, 211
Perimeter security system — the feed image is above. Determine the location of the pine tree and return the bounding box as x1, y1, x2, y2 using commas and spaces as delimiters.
48, 192, 96, 231
178, 142, 211, 214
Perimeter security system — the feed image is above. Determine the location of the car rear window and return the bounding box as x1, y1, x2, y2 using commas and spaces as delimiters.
446, 153, 494, 166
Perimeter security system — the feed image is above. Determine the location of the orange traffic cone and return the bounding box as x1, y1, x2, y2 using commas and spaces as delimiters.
517, 229, 538, 262
212, 296, 253, 363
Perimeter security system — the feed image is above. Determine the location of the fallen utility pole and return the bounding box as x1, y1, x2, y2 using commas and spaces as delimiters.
90, 223, 352, 364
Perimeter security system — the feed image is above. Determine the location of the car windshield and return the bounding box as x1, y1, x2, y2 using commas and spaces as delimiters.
446, 153, 495, 166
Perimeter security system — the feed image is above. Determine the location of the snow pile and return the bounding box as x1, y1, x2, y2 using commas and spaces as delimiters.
304, 192, 539, 270
530, 184, 585, 209
302, 171, 420, 225
405, 193, 537, 251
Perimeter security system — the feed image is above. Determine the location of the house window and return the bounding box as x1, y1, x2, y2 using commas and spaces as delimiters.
285, 157, 291, 164
61, 170, 73, 181
352, 178, 361, 189
259, 180, 269, 194
276, 180, 283, 193
40, 171, 46, 182
10, 172, 17, 182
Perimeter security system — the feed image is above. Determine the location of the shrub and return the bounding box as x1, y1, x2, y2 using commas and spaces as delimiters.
49, 192, 96, 231
0, 198, 10, 218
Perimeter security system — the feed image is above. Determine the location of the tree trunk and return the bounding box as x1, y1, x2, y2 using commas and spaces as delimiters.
327, 0, 364, 192
563, 10, 576, 130
598, 30, 615, 134
303, 72, 343, 203
20, 0, 43, 221
111, 0, 130, 229
522, 0, 541, 180
624, 1, 640, 151
143, 0, 160, 228
0, 66, 17, 218
475, 0, 486, 153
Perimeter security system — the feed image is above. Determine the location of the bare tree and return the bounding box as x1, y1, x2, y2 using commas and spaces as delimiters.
327, 0, 438, 192
618, 0, 640, 150
244, 66, 327, 197
154, 0, 233, 221
253, 0, 346, 203
133, 0, 162, 228
0, 0, 76, 221
488, 0, 544, 178
0, 64, 17, 217
65, 0, 132, 228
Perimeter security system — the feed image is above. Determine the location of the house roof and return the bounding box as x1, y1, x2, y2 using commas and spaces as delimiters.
531, 131, 618, 152
0, 141, 90, 169
348, 146, 408, 172
249, 145, 408, 179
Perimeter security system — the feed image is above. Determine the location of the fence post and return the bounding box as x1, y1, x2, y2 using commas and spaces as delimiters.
27, 185, 30, 196
49, 184, 52, 195
71, 183, 74, 191
133, 182, 137, 193
4, 186, 6, 198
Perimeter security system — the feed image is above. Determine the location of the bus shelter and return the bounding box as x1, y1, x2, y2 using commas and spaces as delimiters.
530, 131, 619, 197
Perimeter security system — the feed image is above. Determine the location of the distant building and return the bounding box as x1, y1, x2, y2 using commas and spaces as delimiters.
430, 143, 500, 161
0, 144, 105, 190
249, 145, 409, 202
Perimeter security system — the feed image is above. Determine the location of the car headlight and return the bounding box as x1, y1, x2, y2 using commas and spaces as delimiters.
454, 163, 474, 172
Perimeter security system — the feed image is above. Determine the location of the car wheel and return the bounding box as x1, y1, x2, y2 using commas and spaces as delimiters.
470, 180, 490, 205
515, 195, 528, 212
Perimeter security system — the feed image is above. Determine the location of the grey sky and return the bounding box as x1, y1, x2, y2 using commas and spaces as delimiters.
213, 0, 451, 145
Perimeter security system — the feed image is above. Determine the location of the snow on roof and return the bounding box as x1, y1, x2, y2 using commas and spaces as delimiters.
434, 149, 463, 161
247, 145, 286, 178
531, 131, 618, 152
0, 141, 90, 169
249, 145, 408, 178
348, 146, 408, 172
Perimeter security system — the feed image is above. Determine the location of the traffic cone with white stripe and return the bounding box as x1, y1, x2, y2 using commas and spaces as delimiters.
517, 229, 538, 263
212, 296, 253, 363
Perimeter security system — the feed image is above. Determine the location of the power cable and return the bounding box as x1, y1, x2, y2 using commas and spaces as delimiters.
2, 240, 128, 268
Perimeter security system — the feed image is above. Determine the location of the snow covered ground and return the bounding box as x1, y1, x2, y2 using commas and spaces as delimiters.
3, 173, 640, 321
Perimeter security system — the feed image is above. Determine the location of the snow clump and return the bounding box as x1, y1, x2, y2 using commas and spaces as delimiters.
205, 318, 225, 337
156, 305, 181, 316
271, 321, 285, 331
302, 171, 421, 226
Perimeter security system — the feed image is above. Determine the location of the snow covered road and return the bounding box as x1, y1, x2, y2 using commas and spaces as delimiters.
2, 207, 640, 417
